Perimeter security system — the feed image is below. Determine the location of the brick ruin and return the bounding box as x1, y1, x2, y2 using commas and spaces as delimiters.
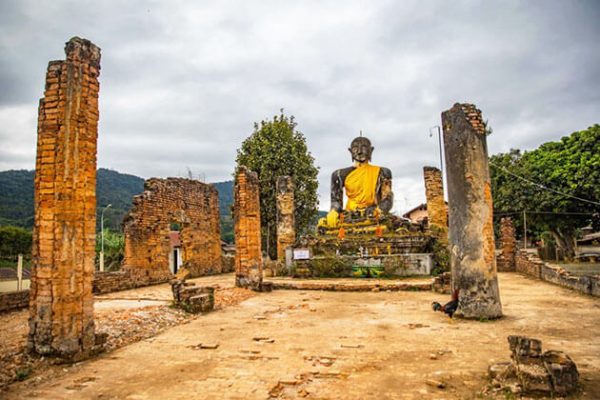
423, 166, 447, 230
489, 336, 579, 396
497, 217, 517, 272
122, 178, 222, 283
276, 176, 295, 263
234, 167, 263, 290
442, 103, 502, 319
28, 37, 101, 359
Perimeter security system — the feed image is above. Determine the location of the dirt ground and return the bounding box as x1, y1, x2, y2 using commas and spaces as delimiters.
2, 272, 600, 399
0, 274, 254, 389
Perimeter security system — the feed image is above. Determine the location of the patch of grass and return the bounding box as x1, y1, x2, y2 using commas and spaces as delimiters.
16, 367, 31, 381
503, 388, 516, 400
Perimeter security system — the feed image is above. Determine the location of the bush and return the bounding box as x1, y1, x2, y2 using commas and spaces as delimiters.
0, 226, 32, 257
95, 230, 124, 270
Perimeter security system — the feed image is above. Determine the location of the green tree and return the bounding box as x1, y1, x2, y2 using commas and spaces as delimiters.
235, 111, 319, 259
95, 230, 124, 271
0, 226, 32, 257
490, 124, 600, 259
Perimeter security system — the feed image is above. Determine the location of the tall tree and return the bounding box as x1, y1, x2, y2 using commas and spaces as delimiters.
490, 124, 600, 259
235, 111, 319, 259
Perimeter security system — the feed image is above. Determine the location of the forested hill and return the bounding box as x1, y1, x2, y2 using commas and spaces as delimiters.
0, 169, 234, 233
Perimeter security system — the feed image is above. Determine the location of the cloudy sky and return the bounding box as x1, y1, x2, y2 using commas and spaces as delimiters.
1, 1, 598, 213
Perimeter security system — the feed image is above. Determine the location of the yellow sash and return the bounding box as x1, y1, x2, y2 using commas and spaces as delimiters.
344, 163, 380, 210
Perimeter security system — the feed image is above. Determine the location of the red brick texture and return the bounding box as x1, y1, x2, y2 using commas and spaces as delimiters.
423, 166, 447, 229
234, 167, 263, 290
497, 217, 517, 272
122, 178, 222, 282
28, 37, 101, 359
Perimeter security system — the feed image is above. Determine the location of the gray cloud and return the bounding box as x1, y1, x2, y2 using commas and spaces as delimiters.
1, 0, 599, 213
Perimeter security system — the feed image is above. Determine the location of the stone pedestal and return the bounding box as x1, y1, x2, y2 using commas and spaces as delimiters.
442, 103, 502, 319
234, 167, 263, 290
28, 37, 101, 360
276, 176, 295, 263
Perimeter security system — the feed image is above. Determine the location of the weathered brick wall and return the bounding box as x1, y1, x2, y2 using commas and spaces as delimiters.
276, 176, 295, 263
234, 167, 263, 290
92, 271, 169, 294
28, 37, 101, 360
515, 249, 543, 278
423, 166, 447, 229
516, 249, 600, 296
0, 290, 30, 313
122, 178, 222, 282
442, 102, 502, 319
497, 217, 517, 272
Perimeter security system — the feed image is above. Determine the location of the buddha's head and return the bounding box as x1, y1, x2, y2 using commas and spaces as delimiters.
349, 136, 374, 163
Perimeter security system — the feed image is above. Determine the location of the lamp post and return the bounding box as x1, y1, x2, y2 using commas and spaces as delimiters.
429, 125, 444, 175
100, 204, 112, 271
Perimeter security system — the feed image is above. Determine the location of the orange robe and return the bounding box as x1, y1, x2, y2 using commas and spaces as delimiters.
344, 163, 380, 211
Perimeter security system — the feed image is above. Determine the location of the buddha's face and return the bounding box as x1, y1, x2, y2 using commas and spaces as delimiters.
349, 138, 373, 163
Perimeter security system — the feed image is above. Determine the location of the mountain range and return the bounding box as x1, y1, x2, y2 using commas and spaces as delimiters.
0, 169, 234, 240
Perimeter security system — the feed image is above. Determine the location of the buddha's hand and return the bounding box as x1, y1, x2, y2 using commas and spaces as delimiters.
366, 206, 382, 219
326, 209, 339, 227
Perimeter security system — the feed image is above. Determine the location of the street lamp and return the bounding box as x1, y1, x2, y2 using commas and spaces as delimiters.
429, 125, 444, 175
100, 204, 112, 271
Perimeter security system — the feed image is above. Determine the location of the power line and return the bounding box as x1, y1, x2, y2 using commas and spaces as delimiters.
489, 162, 600, 206
494, 211, 594, 217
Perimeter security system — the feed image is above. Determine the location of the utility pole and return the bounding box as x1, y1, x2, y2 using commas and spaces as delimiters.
100, 204, 112, 271
17, 254, 23, 291
523, 210, 527, 249
429, 126, 444, 178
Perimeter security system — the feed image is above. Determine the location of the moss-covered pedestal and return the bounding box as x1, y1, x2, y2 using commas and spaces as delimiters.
292, 213, 438, 278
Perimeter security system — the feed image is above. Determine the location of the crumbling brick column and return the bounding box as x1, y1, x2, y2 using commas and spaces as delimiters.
234, 167, 263, 290
423, 166, 447, 229
442, 103, 502, 319
497, 217, 517, 272
122, 178, 222, 282
29, 37, 101, 359
276, 176, 295, 263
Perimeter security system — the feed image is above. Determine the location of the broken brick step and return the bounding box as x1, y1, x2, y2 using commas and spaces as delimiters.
264, 280, 432, 292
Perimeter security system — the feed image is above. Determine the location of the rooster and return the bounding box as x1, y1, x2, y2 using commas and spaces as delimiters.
432, 289, 459, 318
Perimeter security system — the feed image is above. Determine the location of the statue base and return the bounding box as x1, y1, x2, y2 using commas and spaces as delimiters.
292, 217, 435, 278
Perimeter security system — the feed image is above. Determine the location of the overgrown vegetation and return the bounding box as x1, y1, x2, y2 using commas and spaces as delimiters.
0, 169, 144, 231
95, 230, 125, 271
235, 110, 319, 259
490, 124, 600, 259
0, 226, 32, 258
0, 169, 236, 242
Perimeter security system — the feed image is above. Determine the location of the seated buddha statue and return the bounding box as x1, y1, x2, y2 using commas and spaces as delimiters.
319, 136, 393, 230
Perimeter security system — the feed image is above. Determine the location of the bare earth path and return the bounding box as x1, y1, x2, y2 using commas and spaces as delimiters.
3, 273, 600, 399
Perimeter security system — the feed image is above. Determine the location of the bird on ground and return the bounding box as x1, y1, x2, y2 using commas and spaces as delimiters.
432, 289, 459, 317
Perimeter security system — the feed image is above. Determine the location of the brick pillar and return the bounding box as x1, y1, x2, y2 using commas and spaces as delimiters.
276, 176, 295, 263
497, 217, 517, 272
442, 103, 502, 319
29, 37, 101, 359
234, 167, 263, 290
423, 166, 447, 229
